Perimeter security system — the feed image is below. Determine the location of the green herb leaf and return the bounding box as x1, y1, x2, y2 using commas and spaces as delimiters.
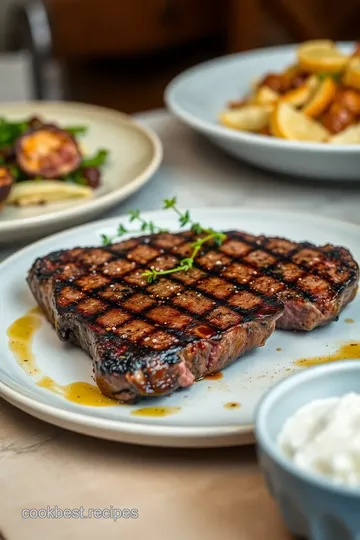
317, 72, 341, 83
180, 257, 193, 271
82, 149, 109, 168
143, 269, 158, 283
129, 209, 141, 222
101, 234, 113, 246
191, 222, 203, 235
65, 125, 88, 137
163, 197, 177, 209
103, 195, 227, 281
117, 224, 128, 236
64, 169, 87, 185
0, 118, 29, 147
179, 210, 190, 227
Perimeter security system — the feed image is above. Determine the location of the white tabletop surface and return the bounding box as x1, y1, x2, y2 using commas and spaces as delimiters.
1, 107, 360, 262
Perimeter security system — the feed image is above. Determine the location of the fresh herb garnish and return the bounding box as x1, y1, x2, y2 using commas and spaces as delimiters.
65, 125, 88, 137
317, 72, 341, 83
0, 118, 29, 147
64, 169, 88, 186
101, 197, 227, 282
82, 149, 109, 168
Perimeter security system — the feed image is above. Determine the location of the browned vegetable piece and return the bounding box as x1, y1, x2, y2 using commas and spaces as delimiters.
333, 88, 360, 115
322, 103, 355, 134
0, 144, 15, 162
28, 116, 45, 130
259, 73, 284, 93
0, 167, 14, 203
16, 127, 82, 179
227, 98, 247, 109
281, 66, 310, 92
82, 167, 101, 189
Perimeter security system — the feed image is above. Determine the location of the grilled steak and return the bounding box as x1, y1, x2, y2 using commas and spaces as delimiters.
27, 230, 358, 402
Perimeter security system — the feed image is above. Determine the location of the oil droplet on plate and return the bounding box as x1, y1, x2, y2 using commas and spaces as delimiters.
276, 348, 282, 352
7, 307, 43, 376
8, 307, 118, 407
296, 342, 360, 367
345, 318, 355, 324
131, 406, 181, 417
205, 372, 223, 381
224, 402, 241, 409
37, 377, 119, 406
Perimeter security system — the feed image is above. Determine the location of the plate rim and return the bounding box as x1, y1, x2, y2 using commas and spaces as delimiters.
165, 41, 360, 152
1, 207, 360, 447
0, 101, 163, 233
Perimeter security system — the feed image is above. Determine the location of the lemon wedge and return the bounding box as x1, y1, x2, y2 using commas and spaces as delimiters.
343, 58, 360, 90
270, 102, 330, 141
281, 75, 319, 107
297, 40, 348, 73
6, 180, 93, 206
302, 76, 337, 117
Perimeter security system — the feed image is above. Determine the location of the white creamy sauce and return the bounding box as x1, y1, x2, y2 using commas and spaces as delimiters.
278, 393, 360, 487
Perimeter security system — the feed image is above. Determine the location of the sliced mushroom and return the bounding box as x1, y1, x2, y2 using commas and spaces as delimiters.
16, 126, 82, 179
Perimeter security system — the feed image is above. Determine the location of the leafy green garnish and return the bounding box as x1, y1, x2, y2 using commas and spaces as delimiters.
0, 118, 29, 147
101, 197, 227, 282
65, 125, 88, 137
63, 169, 87, 185
317, 72, 341, 83
82, 149, 109, 168
101, 234, 113, 246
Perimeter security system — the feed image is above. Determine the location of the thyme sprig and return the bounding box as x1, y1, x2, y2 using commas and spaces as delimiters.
101, 197, 227, 281
142, 231, 226, 283
101, 209, 165, 246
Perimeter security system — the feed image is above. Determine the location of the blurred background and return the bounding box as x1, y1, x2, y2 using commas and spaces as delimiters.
1, 0, 360, 112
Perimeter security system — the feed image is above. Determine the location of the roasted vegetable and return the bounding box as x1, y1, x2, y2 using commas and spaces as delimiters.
0, 118, 28, 147
16, 126, 82, 179
0, 166, 14, 203
82, 166, 101, 188
6, 180, 92, 206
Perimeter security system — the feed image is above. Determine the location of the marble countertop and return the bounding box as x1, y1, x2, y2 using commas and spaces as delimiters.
1, 108, 359, 540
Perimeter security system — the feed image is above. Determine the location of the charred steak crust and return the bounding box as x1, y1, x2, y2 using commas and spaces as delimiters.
27, 231, 359, 402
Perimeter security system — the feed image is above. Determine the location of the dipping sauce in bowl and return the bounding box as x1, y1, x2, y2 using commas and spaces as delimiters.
278, 392, 360, 487
255, 361, 360, 539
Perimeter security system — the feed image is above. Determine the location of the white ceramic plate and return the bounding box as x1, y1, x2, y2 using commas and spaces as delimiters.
165, 43, 360, 181
1, 209, 359, 448
0, 102, 162, 243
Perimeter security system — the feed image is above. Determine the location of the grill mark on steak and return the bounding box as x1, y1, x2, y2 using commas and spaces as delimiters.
27, 230, 359, 402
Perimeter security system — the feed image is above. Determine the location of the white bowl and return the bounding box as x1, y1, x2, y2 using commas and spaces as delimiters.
165, 43, 360, 181
255, 361, 360, 538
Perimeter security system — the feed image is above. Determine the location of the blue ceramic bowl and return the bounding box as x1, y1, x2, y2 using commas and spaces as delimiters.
255, 361, 360, 540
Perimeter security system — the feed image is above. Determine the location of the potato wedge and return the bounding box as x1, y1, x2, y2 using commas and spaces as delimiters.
253, 86, 279, 105
219, 105, 272, 132
328, 123, 360, 144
